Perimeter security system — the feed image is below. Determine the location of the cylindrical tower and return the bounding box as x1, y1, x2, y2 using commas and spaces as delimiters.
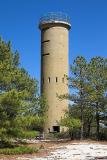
39, 13, 71, 133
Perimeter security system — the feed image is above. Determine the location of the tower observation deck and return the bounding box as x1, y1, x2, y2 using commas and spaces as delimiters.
39, 13, 71, 133
39, 12, 71, 30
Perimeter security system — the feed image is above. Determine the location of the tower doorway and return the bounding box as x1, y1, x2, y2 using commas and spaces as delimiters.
53, 126, 60, 132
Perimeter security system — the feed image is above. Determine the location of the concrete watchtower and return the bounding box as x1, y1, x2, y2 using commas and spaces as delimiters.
39, 13, 71, 133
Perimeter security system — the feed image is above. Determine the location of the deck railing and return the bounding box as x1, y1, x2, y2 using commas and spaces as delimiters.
39, 12, 70, 24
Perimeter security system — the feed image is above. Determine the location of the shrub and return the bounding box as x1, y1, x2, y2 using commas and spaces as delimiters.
21, 130, 39, 139
46, 131, 69, 139
0, 146, 38, 155
60, 116, 81, 139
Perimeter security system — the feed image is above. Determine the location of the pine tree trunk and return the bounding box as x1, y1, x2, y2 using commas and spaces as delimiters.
80, 106, 84, 140
96, 102, 100, 140
87, 117, 93, 138
87, 123, 91, 138
96, 112, 100, 140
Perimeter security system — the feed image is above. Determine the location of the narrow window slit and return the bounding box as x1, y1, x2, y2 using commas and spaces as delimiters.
42, 40, 50, 43
56, 77, 58, 83
42, 53, 50, 56
48, 77, 50, 83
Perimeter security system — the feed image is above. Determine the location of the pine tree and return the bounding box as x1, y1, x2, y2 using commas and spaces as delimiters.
0, 38, 45, 147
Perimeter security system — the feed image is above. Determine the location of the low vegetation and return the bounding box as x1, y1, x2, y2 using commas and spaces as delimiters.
0, 146, 38, 155
60, 115, 81, 139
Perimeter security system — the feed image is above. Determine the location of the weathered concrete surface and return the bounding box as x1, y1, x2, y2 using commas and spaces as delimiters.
40, 20, 71, 133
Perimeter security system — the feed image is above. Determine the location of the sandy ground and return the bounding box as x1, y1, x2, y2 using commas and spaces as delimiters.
0, 140, 107, 160
34, 142, 107, 160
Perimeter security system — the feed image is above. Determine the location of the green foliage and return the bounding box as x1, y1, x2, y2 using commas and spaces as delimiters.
20, 130, 39, 139
87, 57, 107, 139
38, 95, 48, 116
61, 56, 107, 140
48, 132, 69, 139
60, 114, 81, 139
0, 146, 38, 155
60, 116, 81, 130
0, 37, 47, 147
16, 115, 45, 132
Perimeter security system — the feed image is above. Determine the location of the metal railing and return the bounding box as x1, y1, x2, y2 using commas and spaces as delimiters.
39, 12, 71, 24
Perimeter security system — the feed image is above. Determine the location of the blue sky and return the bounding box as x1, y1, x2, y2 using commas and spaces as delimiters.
0, 0, 107, 83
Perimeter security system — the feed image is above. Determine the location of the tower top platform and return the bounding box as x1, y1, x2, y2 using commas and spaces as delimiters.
39, 12, 71, 30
